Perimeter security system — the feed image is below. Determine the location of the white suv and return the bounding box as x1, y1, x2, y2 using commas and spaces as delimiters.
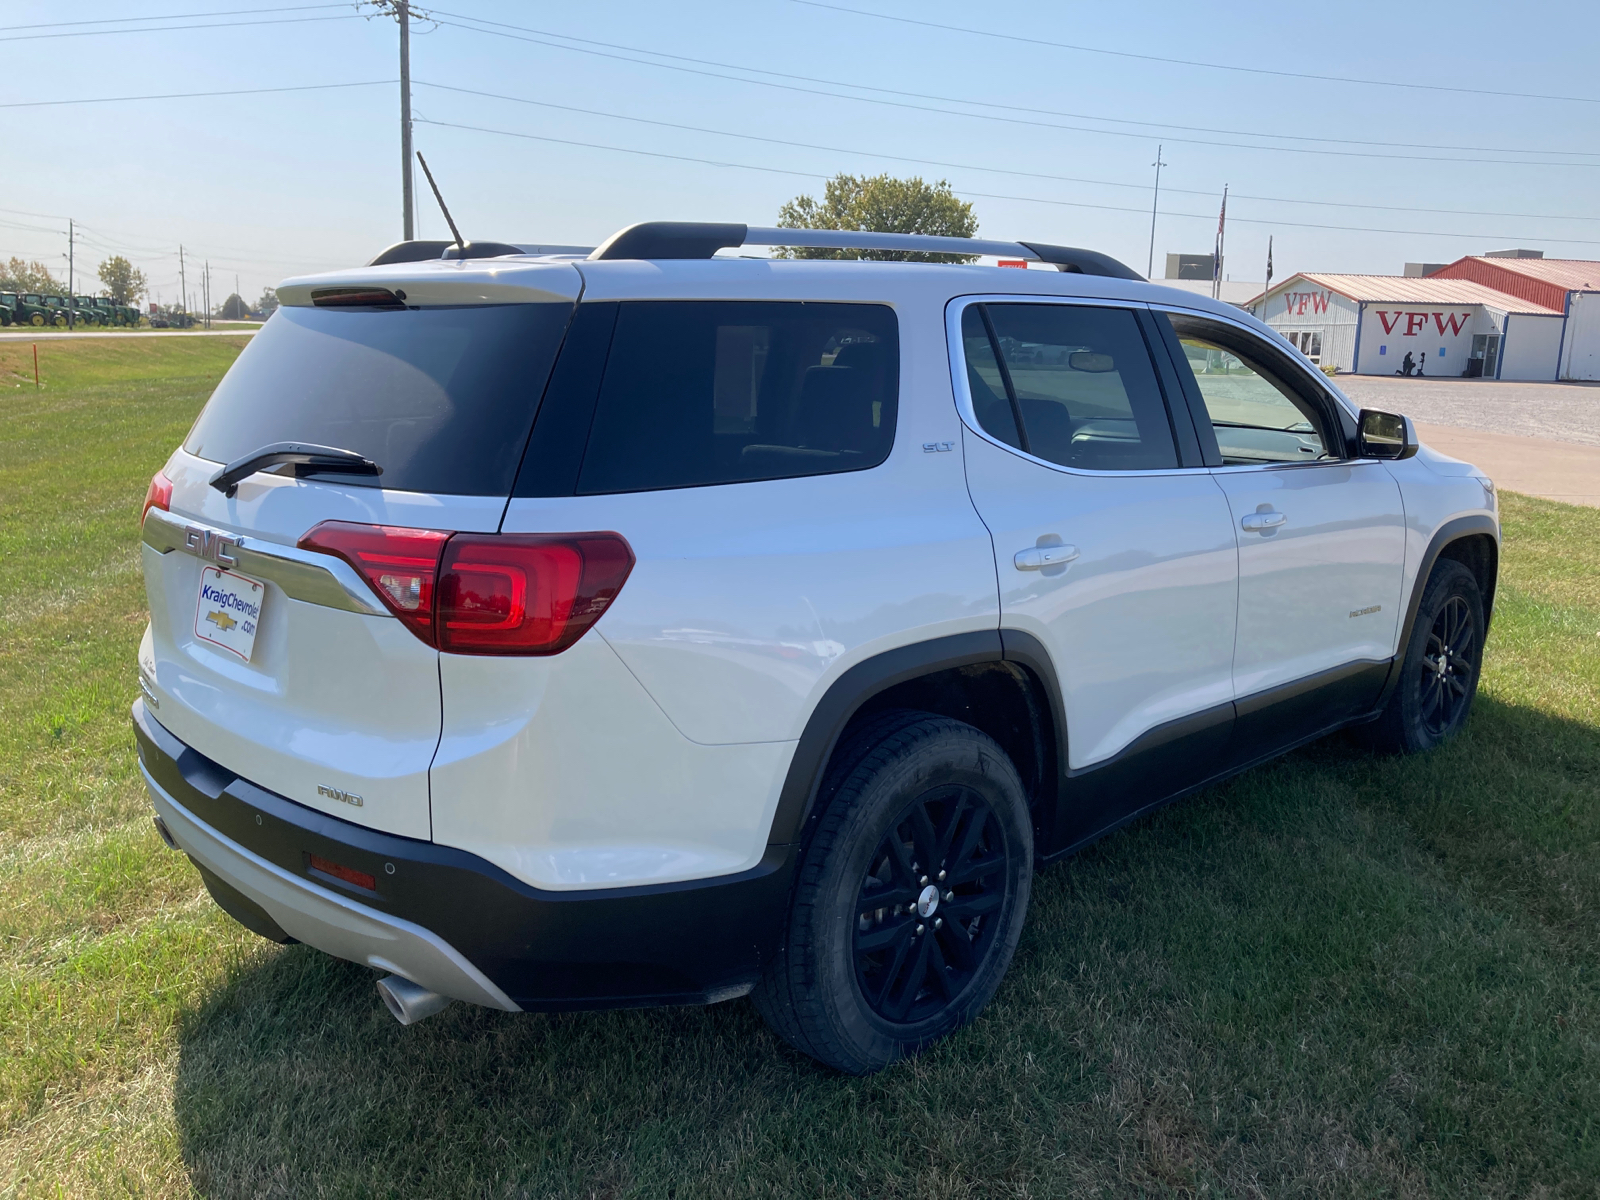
134, 222, 1499, 1073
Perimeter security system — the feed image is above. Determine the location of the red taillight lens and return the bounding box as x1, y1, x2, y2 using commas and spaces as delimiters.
297, 522, 634, 655
141, 470, 173, 526
437, 533, 634, 655
298, 521, 451, 642
307, 853, 376, 891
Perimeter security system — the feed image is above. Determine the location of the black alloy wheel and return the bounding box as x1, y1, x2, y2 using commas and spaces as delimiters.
1419, 593, 1477, 740
853, 785, 1007, 1024
754, 710, 1032, 1074
1364, 557, 1486, 754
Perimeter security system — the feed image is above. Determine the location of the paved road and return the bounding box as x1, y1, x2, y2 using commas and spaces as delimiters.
1335, 375, 1600, 449
0, 328, 258, 342
1414, 423, 1600, 509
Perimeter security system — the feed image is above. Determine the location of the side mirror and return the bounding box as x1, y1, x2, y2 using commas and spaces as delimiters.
1357, 409, 1418, 460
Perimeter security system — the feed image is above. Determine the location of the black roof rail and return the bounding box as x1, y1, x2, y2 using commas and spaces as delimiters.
590, 222, 749, 261
585, 221, 1143, 279
367, 239, 535, 266
1017, 243, 1145, 281
368, 240, 455, 266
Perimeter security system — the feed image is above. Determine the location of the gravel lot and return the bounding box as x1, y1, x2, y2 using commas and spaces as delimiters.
1333, 376, 1600, 448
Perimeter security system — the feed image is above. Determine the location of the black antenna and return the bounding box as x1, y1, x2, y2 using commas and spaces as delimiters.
415, 151, 464, 248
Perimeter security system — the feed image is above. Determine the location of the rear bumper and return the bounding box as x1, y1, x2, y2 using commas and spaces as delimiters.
133, 699, 795, 1011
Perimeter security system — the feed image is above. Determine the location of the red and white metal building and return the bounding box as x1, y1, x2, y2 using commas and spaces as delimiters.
1247, 256, 1600, 381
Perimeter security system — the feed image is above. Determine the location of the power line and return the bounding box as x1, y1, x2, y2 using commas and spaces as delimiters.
416, 80, 1600, 227
789, 0, 1600, 108
0, 12, 362, 43
0, 79, 394, 110
428, 11, 1600, 165
416, 115, 1600, 248
0, 4, 348, 34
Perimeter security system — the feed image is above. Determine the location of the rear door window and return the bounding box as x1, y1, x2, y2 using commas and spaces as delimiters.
184, 302, 574, 496
572, 301, 898, 494
962, 302, 1178, 471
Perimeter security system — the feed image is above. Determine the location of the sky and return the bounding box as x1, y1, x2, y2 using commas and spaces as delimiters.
4, 0, 1599, 308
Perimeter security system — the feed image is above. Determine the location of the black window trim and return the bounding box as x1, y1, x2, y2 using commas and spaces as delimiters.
944, 293, 1196, 477
1146, 302, 1363, 470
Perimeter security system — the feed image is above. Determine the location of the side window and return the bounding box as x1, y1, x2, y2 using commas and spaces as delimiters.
1164, 315, 1337, 466
961, 302, 1178, 471
575, 301, 898, 494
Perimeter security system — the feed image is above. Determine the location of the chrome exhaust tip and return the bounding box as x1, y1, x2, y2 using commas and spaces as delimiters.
376, 974, 452, 1025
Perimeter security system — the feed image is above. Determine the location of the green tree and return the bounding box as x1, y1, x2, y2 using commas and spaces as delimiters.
96, 256, 148, 304
257, 287, 279, 316
218, 293, 250, 320
775, 174, 978, 262
0, 257, 65, 295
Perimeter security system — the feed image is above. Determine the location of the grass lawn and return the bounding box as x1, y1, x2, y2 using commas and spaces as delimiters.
2, 338, 1598, 1196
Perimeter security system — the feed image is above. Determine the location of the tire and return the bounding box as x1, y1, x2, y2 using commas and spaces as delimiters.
754, 710, 1033, 1074
1365, 559, 1485, 754
30, 313, 44, 327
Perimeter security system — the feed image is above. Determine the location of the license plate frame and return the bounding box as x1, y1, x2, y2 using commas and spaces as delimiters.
195, 565, 265, 661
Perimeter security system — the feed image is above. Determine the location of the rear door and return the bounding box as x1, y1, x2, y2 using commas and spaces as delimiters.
140, 275, 577, 839
953, 297, 1240, 852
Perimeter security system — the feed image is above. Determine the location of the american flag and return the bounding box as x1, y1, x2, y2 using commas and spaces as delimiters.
1212, 186, 1228, 299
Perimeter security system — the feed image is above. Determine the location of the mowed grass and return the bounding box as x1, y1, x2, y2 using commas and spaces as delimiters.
2, 337, 1598, 1196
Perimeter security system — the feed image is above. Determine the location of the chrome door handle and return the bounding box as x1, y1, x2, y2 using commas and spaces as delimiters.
1240, 510, 1287, 533
1014, 544, 1080, 571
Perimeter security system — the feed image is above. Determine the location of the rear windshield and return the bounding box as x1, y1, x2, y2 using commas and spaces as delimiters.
184, 302, 573, 495
573, 300, 899, 495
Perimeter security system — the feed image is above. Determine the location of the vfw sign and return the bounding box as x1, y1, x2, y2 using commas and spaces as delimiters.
1374, 310, 1472, 337
1282, 290, 1332, 317
1359, 306, 1480, 374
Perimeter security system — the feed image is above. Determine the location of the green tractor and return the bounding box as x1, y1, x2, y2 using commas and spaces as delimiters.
95, 297, 137, 327
39, 296, 71, 327
73, 296, 106, 327
14, 294, 59, 327
0, 291, 17, 326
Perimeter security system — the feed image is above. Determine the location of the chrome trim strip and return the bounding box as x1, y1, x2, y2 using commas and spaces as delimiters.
140, 507, 388, 616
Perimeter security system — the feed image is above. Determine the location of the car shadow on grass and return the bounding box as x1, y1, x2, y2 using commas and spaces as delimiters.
170, 697, 1600, 1198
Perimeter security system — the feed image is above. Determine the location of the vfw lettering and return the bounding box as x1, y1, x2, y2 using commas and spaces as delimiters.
1282, 291, 1331, 316
1375, 311, 1471, 337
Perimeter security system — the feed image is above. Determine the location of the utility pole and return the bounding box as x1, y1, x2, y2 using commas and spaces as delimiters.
179, 245, 187, 323
400, 1, 414, 240
205, 261, 212, 330
1146, 145, 1166, 281
66, 219, 75, 329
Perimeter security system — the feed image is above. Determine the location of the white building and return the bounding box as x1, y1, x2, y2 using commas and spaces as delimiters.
1247, 255, 1600, 381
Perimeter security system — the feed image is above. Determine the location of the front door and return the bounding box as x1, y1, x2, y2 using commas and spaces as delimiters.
1156, 311, 1406, 761
955, 299, 1239, 853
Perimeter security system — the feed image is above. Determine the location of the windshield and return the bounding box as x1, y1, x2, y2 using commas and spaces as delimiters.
184, 302, 574, 496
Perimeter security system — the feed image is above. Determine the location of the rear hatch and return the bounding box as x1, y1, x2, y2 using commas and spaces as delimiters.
139, 261, 580, 838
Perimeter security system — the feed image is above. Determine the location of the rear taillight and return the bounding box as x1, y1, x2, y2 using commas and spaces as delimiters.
437, 534, 634, 655
141, 470, 173, 526
298, 521, 452, 643
297, 522, 634, 655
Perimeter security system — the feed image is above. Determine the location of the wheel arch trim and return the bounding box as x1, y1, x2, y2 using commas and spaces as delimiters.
765, 630, 1066, 847
1378, 514, 1499, 709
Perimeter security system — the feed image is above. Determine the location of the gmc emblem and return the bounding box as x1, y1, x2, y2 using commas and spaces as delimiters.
185, 525, 239, 567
